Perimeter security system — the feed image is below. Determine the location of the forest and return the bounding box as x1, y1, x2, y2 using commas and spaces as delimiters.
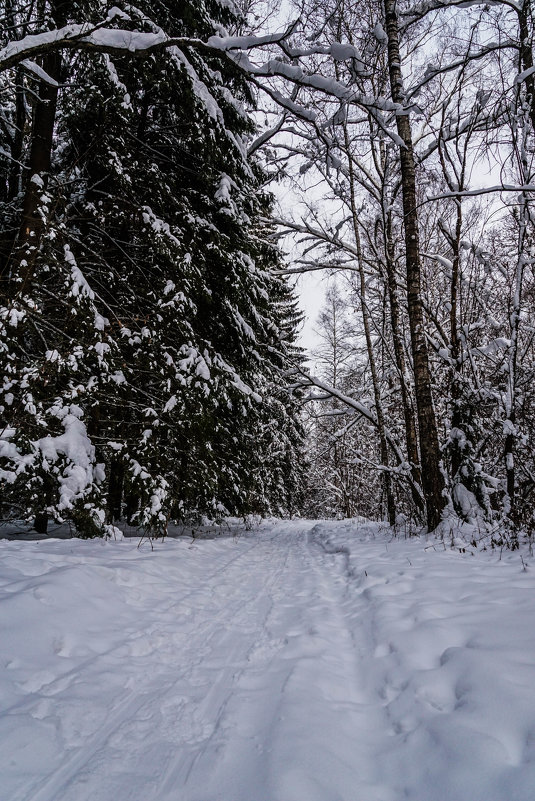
1, 0, 534, 543
2, 4, 535, 798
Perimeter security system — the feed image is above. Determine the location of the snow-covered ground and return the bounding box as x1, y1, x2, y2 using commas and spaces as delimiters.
1, 519, 535, 801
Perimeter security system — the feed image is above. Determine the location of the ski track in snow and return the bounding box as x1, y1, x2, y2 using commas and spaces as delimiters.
1, 520, 535, 801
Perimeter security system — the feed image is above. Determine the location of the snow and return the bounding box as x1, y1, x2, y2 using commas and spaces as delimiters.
515, 65, 535, 85
163, 394, 177, 413
37, 407, 97, 511
106, 6, 131, 23
141, 206, 183, 248
0, 25, 90, 68
422, 252, 454, 271
84, 28, 168, 53
21, 59, 60, 87
1, 519, 535, 801
64, 245, 94, 300
103, 55, 132, 110
170, 48, 224, 124
0, 403, 98, 511
372, 23, 388, 44
452, 482, 480, 522
329, 42, 361, 62
30, 173, 45, 188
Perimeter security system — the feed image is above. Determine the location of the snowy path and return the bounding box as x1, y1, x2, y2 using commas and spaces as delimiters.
2, 520, 535, 801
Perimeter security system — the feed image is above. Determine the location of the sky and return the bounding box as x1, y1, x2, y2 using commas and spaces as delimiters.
270, 179, 327, 354
244, 1, 330, 352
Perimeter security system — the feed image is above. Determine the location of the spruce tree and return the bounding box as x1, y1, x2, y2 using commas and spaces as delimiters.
0, 0, 306, 534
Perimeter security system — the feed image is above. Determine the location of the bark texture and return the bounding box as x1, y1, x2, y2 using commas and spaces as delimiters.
1, 1, 66, 298
383, 0, 446, 530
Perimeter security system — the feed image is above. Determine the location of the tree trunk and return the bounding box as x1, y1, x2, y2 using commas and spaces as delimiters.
3, 1, 66, 297
448, 202, 464, 480
383, 0, 446, 530
383, 201, 423, 512
345, 124, 396, 524
34, 511, 49, 535
518, 2, 535, 134
125, 491, 140, 526
108, 458, 125, 523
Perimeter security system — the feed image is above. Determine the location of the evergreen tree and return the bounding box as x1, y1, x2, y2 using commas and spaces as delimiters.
0, 0, 306, 534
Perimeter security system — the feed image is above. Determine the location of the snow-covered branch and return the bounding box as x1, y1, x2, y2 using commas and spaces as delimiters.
298, 370, 424, 504
402, 0, 521, 28
0, 20, 298, 73
428, 184, 535, 200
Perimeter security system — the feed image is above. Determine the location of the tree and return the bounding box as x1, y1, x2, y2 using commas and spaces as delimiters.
381, 0, 446, 529
0, 0, 306, 534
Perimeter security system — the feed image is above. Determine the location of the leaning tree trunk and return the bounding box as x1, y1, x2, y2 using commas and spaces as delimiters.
383, 0, 446, 530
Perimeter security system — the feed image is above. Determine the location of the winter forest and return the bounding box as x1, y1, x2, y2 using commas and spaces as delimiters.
3, 4, 535, 800
1, 0, 535, 541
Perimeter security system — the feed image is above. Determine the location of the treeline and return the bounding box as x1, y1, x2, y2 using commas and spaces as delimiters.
0, 0, 306, 536
1, 0, 534, 539
276, 0, 535, 540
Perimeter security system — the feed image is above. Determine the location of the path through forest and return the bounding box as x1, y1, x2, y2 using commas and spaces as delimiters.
2, 520, 535, 801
